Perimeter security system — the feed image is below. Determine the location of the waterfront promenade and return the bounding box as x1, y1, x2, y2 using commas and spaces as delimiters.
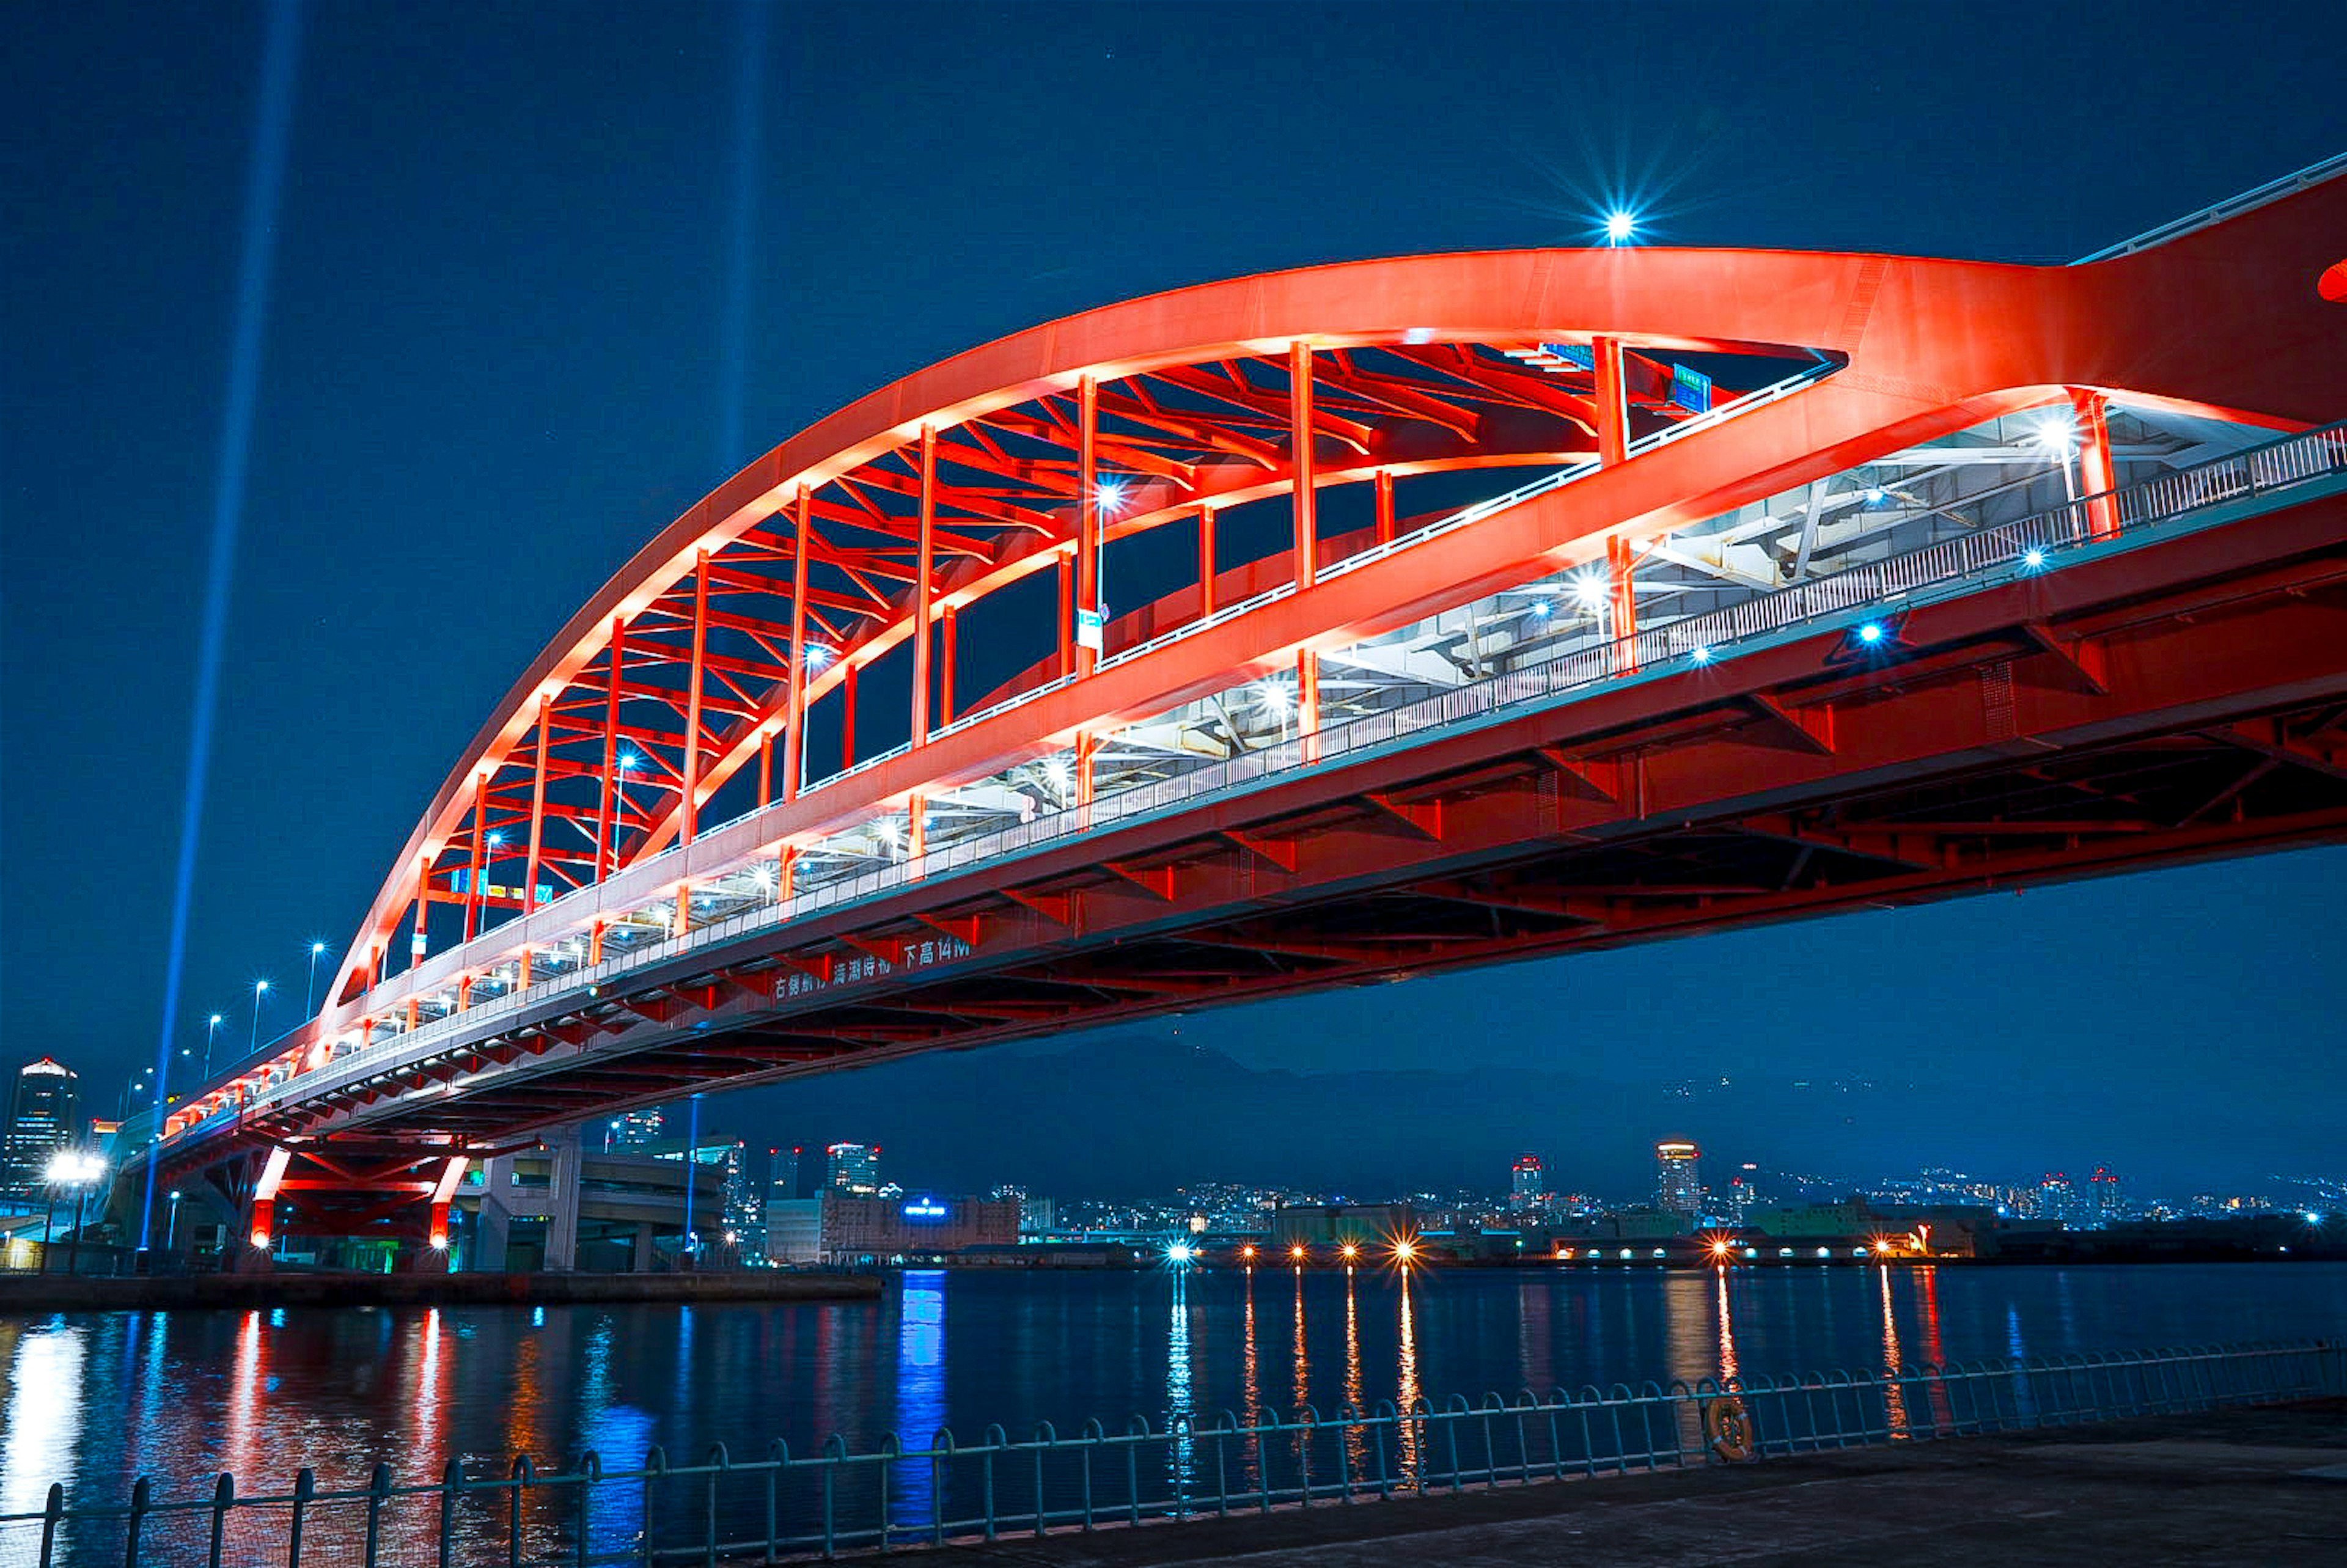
883, 1400, 2347, 1567
0, 1267, 880, 1311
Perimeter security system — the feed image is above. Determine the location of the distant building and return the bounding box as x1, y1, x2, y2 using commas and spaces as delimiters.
1269, 1203, 1415, 1250
771, 1145, 823, 1200
1018, 1196, 1057, 1236
1510, 1154, 1549, 1214
764, 1198, 825, 1264
827, 1142, 881, 1195
2089, 1166, 2123, 1222
606, 1108, 664, 1151
2, 1060, 79, 1200
820, 1193, 1018, 1262
1655, 1140, 1702, 1217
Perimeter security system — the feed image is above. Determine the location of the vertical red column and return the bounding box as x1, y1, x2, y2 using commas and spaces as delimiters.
598, 617, 626, 883
1197, 506, 1217, 616
1056, 555, 1074, 678
757, 730, 773, 809
1074, 376, 1101, 678
674, 550, 711, 937
907, 791, 927, 862
410, 854, 432, 972
940, 607, 958, 727
1290, 342, 1318, 582
783, 486, 811, 804
842, 661, 858, 769
523, 694, 549, 923
679, 549, 710, 841
1374, 469, 1395, 546
2070, 387, 2120, 540
1074, 730, 1098, 827
463, 779, 488, 942
911, 427, 936, 744
1607, 534, 1640, 673
1297, 649, 1321, 763
1593, 336, 1629, 467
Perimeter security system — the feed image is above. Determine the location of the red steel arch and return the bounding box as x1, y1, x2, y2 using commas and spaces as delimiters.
307, 172, 2345, 1073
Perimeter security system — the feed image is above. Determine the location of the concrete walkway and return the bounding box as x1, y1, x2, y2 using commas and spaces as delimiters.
853, 1401, 2347, 1566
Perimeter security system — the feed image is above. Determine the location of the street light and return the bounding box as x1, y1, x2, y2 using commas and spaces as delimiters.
43, 1151, 105, 1277
166, 1190, 183, 1251
248, 980, 271, 1061
203, 1013, 224, 1080
304, 941, 329, 1017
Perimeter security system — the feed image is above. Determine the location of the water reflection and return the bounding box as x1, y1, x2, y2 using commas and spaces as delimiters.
895, 1272, 946, 1522
1394, 1277, 1423, 1486
1340, 1270, 1367, 1479
1239, 1273, 1262, 1490
1166, 1272, 1195, 1490
1, 1322, 85, 1517
1879, 1266, 1911, 1437
1714, 1269, 1739, 1385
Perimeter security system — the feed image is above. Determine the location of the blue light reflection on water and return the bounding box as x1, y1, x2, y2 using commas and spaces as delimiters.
0, 1262, 2339, 1519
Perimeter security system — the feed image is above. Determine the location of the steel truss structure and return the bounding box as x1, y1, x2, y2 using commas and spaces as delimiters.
139, 163, 2347, 1253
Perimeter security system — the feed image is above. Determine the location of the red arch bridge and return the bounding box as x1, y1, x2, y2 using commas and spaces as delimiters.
129, 161, 2347, 1265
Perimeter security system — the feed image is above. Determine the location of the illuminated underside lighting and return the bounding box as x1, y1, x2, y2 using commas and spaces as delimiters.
1570, 572, 1608, 610
1604, 210, 1636, 244
2023, 548, 2046, 568
2027, 412, 2079, 457
1857, 621, 1886, 645
1863, 485, 1888, 505
1691, 645, 1712, 664
1095, 478, 1129, 515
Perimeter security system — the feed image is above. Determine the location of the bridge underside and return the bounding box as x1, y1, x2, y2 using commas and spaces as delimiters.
182, 484, 2345, 1170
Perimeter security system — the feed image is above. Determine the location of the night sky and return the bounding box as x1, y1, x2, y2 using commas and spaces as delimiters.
4, 2, 2341, 1193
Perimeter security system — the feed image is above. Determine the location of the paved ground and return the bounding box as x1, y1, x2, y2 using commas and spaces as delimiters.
842, 1401, 2347, 1566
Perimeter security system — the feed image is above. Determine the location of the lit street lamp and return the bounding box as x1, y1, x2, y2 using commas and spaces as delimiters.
248, 979, 271, 1061
202, 1013, 224, 1080
44, 1150, 106, 1277
304, 940, 329, 1017
166, 1190, 183, 1251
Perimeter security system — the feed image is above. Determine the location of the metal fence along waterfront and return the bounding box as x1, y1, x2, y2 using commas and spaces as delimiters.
7, 1338, 2340, 1566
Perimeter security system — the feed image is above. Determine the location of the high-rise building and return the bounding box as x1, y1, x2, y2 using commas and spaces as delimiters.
608, 1108, 664, 1151
2088, 1166, 2123, 1222
827, 1142, 880, 1195
2, 1059, 79, 1200
1655, 1140, 1702, 1217
1510, 1154, 1549, 1213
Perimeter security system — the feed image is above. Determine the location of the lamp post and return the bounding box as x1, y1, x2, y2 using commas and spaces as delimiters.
166, 1190, 183, 1251
45, 1151, 105, 1277
202, 1013, 224, 1080
304, 941, 328, 1017
248, 979, 271, 1062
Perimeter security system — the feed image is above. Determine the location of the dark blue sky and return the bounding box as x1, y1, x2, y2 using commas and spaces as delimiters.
3, 2, 2341, 1189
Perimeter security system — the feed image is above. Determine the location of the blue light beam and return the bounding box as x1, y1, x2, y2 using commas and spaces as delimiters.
139, 0, 304, 1255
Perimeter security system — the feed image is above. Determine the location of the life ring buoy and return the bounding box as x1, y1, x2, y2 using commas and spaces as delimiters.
1704, 1395, 1755, 1462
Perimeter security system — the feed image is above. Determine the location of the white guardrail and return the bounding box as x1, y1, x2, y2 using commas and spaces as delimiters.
182, 419, 2347, 1137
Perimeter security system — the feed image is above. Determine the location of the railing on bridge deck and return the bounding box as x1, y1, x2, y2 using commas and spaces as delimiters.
168, 417, 2347, 1140
5, 1337, 2338, 1566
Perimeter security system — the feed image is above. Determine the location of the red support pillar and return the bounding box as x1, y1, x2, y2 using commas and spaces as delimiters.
757, 729, 773, 809
784, 486, 811, 804
1297, 648, 1321, 763
1374, 468, 1395, 545
842, 661, 858, 770
911, 427, 937, 744
1608, 533, 1640, 672
1056, 554, 1074, 678
940, 606, 958, 727
1074, 376, 1101, 678
598, 617, 626, 883
409, 854, 431, 972
679, 548, 710, 841
674, 549, 710, 937
1198, 506, 1217, 616
523, 694, 549, 920
1290, 340, 1318, 582
907, 791, 927, 863
1593, 335, 1629, 467
2071, 387, 2121, 541
1074, 730, 1098, 826
463, 776, 487, 942
777, 845, 798, 899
